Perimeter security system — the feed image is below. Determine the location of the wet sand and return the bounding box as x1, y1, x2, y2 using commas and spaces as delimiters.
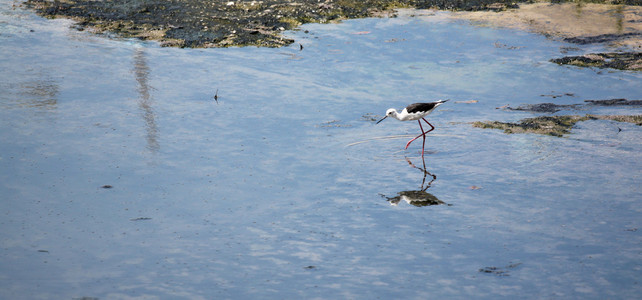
452, 2, 642, 49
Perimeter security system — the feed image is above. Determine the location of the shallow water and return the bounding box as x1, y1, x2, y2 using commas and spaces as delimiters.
1, 3, 641, 299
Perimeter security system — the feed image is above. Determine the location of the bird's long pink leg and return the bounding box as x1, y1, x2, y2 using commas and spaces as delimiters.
421, 119, 435, 156
405, 121, 425, 150
421, 122, 426, 156
405, 118, 435, 155
421, 118, 435, 134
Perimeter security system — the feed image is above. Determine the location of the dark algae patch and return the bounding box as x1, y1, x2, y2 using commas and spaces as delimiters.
585, 98, 642, 106
563, 32, 642, 45
551, 52, 642, 71
479, 99, 642, 136
589, 114, 642, 126
23, 0, 529, 48
506, 102, 579, 113
473, 115, 642, 136
504, 99, 642, 113
473, 115, 591, 137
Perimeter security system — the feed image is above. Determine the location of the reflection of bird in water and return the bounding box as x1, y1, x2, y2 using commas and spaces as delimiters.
385, 190, 445, 207
133, 48, 159, 153
376, 100, 448, 156
405, 156, 435, 191
381, 156, 447, 207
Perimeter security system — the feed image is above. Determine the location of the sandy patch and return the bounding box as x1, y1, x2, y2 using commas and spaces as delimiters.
451, 2, 642, 49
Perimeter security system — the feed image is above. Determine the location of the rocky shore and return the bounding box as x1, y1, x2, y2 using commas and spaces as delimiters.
23, 0, 523, 48
24, 0, 641, 51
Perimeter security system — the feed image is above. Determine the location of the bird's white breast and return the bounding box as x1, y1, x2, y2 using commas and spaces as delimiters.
398, 109, 425, 121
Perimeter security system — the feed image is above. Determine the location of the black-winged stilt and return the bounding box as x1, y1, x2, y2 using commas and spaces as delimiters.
376, 100, 448, 156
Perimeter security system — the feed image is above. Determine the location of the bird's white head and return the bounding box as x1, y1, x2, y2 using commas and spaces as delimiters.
385, 108, 397, 117
376, 108, 399, 124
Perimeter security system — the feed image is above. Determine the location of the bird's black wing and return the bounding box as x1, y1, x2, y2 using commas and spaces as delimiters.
406, 102, 439, 114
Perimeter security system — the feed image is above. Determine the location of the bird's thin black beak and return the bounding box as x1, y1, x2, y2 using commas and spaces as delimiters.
376, 116, 387, 124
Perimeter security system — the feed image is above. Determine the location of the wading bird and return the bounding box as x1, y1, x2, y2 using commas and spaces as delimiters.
376, 100, 448, 156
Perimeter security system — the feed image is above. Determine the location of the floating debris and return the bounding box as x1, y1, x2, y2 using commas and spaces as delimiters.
540, 92, 574, 98
559, 46, 581, 54
384, 38, 406, 43
479, 262, 522, 277
361, 113, 379, 122
130, 217, 152, 221
493, 41, 524, 49
318, 120, 352, 128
